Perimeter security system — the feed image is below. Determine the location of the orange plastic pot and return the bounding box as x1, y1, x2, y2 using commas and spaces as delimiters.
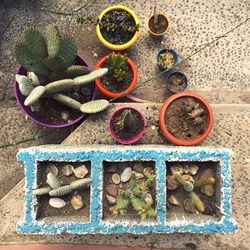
95, 54, 138, 98
159, 92, 214, 146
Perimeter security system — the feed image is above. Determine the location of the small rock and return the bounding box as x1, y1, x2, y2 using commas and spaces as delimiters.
111, 173, 121, 185
46, 163, 58, 177
61, 110, 70, 121
46, 173, 61, 189
106, 165, 117, 173
144, 193, 153, 205
200, 168, 214, 179
167, 175, 179, 190
106, 183, 118, 197
73, 165, 88, 178
170, 164, 183, 176
49, 198, 66, 209
121, 167, 132, 182
183, 165, 190, 174
133, 163, 144, 173
71, 192, 84, 210
183, 198, 197, 213
143, 167, 153, 178
106, 194, 116, 205
135, 172, 144, 180
200, 184, 214, 197
182, 174, 194, 184
62, 164, 74, 176
188, 163, 199, 175
168, 195, 180, 206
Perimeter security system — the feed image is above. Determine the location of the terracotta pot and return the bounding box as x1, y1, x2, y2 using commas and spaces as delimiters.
109, 107, 146, 145
95, 54, 138, 98
159, 92, 214, 146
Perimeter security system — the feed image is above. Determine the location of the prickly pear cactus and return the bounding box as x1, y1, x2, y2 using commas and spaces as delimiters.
15, 74, 34, 96
14, 27, 50, 77
73, 68, 108, 85
44, 79, 74, 94
52, 93, 81, 110
80, 99, 109, 114
24, 86, 45, 106
66, 65, 91, 78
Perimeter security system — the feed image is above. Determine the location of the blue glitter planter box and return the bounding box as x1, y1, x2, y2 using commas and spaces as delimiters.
16, 145, 238, 234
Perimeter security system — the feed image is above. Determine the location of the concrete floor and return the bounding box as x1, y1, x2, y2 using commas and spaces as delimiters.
0, 0, 249, 249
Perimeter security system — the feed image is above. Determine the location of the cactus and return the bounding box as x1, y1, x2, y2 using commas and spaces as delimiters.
14, 27, 49, 77
188, 191, 205, 212
175, 174, 194, 192
66, 65, 91, 78
70, 178, 91, 190
27, 72, 40, 86
80, 99, 109, 114
52, 93, 82, 110
32, 186, 51, 196
46, 173, 61, 189
49, 185, 73, 197
195, 177, 215, 187
109, 198, 129, 216
24, 86, 46, 106
73, 68, 108, 85
30, 101, 41, 112
45, 79, 74, 94
15, 74, 34, 96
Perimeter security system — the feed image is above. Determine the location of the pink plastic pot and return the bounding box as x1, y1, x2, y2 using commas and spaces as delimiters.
109, 107, 146, 145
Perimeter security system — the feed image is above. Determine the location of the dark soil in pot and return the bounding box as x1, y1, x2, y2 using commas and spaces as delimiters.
166, 161, 221, 222
164, 97, 209, 141
99, 10, 138, 45
167, 73, 187, 92
111, 109, 144, 141
103, 161, 157, 221
101, 61, 133, 93
36, 161, 91, 222
149, 15, 168, 34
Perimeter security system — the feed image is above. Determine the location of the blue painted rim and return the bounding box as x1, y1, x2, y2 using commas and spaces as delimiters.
157, 49, 179, 71
166, 71, 188, 94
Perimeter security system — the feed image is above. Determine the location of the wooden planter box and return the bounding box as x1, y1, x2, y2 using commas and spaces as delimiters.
16, 145, 237, 234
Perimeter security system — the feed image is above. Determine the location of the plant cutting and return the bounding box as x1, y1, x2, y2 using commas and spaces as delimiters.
95, 53, 138, 98
157, 48, 178, 71
13, 26, 109, 128
96, 5, 139, 50
166, 71, 188, 93
159, 92, 213, 146
148, 6, 169, 38
109, 107, 146, 144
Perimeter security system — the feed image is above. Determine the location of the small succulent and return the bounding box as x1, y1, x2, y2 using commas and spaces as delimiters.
158, 51, 175, 69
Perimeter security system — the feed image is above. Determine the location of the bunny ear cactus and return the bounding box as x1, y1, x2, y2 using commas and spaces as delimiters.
14, 27, 50, 77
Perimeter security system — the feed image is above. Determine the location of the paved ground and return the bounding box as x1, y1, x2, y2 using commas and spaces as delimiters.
0, 0, 249, 249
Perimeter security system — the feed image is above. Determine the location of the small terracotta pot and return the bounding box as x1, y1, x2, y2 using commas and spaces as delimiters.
159, 92, 213, 146
95, 54, 138, 98
147, 13, 169, 38
109, 107, 146, 145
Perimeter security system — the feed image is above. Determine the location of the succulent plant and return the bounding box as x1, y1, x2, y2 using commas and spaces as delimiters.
28, 72, 40, 86
49, 185, 73, 197
15, 74, 34, 96
46, 173, 61, 189
24, 86, 46, 106
66, 65, 91, 78
44, 79, 75, 94
188, 191, 205, 212
80, 99, 109, 114
32, 186, 51, 196
195, 177, 215, 187
52, 93, 82, 110
175, 174, 194, 192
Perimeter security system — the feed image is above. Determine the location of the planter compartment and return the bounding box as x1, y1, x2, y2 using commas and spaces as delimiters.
17, 145, 237, 234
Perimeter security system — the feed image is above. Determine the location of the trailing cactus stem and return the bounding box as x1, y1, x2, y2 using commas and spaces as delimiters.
188, 191, 205, 212
24, 86, 45, 106
70, 178, 91, 190
175, 174, 194, 192
32, 186, 51, 196
28, 72, 40, 86
73, 68, 108, 86
52, 93, 81, 110
49, 185, 73, 197
16, 74, 34, 96
196, 177, 215, 187
45, 79, 74, 94
80, 99, 109, 114
66, 65, 91, 78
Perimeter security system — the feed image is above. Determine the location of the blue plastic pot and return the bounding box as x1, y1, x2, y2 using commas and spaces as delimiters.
157, 48, 178, 71
166, 71, 188, 94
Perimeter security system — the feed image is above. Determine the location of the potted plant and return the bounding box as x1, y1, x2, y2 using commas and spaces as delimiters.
95, 53, 138, 98
109, 107, 146, 145
166, 71, 188, 94
148, 7, 169, 38
157, 48, 178, 71
96, 5, 140, 51
159, 92, 213, 146
13, 26, 109, 128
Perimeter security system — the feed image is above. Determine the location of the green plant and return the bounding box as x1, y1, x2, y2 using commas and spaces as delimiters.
158, 51, 175, 69
110, 173, 157, 220
106, 53, 128, 82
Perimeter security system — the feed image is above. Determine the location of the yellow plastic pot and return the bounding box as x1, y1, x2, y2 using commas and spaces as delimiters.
96, 5, 139, 51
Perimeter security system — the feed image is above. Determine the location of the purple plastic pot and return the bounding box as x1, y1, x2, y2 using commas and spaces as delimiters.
166, 71, 188, 94
13, 54, 96, 128
109, 107, 146, 145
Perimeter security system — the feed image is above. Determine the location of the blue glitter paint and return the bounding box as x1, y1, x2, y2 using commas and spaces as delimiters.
16, 145, 238, 234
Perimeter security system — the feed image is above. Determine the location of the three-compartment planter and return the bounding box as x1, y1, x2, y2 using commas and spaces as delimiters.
17, 145, 237, 234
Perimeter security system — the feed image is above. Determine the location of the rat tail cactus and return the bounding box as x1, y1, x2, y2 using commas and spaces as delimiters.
24, 86, 46, 106
27, 72, 40, 86
45, 79, 75, 94
80, 99, 109, 114
15, 74, 34, 96
66, 65, 91, 78
52, 93, 81, 110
